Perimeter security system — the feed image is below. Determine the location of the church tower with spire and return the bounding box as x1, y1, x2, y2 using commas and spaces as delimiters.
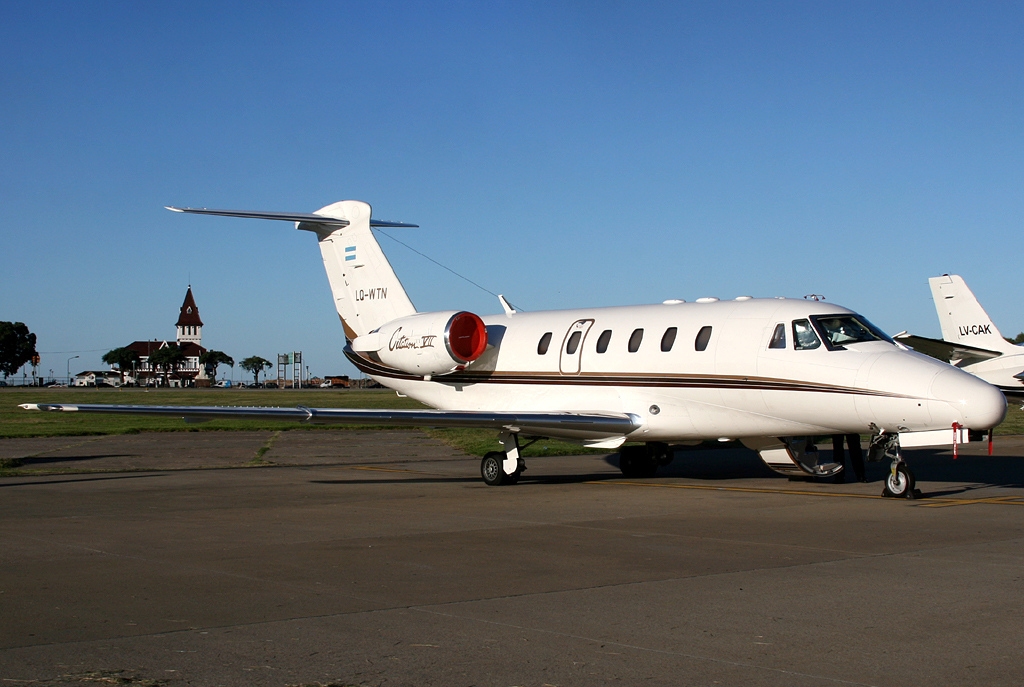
176, 286, 203, 346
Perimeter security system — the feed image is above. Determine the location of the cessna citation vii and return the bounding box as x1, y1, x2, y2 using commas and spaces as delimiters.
895, 274, 1024, 400
22, 201, 1006, 498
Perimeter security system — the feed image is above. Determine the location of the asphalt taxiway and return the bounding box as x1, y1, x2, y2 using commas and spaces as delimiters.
1, 430, 1023, 686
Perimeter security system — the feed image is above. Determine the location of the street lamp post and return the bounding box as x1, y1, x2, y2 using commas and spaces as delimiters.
67, 355, 79, 386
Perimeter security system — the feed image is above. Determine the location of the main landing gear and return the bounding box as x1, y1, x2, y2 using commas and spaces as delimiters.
479, 436, 674, 486
618, 442, 673, 478
480, 431, 526, 486
869, 433, 920, 499
480, 451, 525, 486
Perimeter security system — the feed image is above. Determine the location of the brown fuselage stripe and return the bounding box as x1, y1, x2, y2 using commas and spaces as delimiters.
343, 348, 910, 399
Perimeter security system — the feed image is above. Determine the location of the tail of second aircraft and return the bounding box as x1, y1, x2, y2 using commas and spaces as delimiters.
929, 274, 1017, 353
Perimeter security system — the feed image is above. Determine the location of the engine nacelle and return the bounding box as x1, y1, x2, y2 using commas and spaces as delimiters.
352, 311, 488, 377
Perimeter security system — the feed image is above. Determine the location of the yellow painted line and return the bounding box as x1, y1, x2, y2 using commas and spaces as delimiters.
586, 480, 882, 500
921, 495, 1024, 508
588, 479, 1024, 508
350, 465, 426, 474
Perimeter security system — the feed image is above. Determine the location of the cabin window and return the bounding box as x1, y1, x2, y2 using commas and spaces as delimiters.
628, 328, 644, 353
596, 329, 612, 353
768, 323, 786, 349
792, 319, 821, 350
565, 331, 582, 355
661, 327, 677, 352
537, 332, 552, 355
695, 325, 712, 351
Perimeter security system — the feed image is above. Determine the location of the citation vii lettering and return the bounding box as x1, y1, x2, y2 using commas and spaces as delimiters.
389, 327, 437, 352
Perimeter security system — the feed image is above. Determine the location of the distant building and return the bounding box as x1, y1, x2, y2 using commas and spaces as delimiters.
122, 287, 208, 387
73, 371, 122, 387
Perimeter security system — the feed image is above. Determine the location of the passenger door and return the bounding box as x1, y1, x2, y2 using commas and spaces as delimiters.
559, 319, 595, 375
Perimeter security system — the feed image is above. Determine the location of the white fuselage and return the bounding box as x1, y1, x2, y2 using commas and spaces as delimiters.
349, 297, 1006, 442
956, 352, 1024, 397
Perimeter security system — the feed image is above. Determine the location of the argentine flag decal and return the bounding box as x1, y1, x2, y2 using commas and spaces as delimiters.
345, 245, 356, 261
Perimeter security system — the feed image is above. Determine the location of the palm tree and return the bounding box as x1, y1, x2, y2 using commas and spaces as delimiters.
102, 347, 141, 385
240, 356, 273, 387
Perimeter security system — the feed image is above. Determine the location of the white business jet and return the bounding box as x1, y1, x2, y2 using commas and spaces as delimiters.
22, 201, 1006, 497
895, 274, 1024, 400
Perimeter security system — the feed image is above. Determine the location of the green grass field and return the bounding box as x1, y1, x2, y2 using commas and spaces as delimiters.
0, 387, 599, 458
2, 387, 1022, 460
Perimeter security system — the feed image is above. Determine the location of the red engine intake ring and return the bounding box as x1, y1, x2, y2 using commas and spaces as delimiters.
445, 312, 488, 363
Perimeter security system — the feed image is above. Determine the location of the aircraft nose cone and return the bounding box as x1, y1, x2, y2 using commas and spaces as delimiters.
930, 367, 1006, 429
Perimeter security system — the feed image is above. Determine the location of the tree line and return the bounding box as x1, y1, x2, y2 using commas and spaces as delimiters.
0, 321, 276, 387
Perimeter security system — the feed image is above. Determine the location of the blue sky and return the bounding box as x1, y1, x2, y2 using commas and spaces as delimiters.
2, 2, 1022, 380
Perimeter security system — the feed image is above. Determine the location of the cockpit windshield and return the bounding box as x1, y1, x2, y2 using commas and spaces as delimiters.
810, 315, 893, 348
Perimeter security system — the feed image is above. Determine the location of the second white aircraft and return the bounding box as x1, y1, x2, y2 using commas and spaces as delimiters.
896, 274, 1024, 400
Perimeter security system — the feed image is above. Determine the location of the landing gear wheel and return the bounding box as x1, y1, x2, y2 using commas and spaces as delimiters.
882, 462, 915, 498
481, 452, 506, 486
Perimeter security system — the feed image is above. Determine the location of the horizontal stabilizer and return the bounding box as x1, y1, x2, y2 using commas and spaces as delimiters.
165, 207, 418, 228
19, 403, 639, 440
894, 332, 1002, 366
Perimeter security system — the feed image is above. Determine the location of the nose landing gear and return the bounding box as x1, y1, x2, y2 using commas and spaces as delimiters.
869, 433, 921, 499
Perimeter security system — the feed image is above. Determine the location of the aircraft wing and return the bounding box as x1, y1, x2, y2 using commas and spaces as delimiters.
18, 403, 638, 440
894, 332, 1002, 366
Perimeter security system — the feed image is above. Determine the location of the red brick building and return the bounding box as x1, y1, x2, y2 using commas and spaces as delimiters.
126, 287, 208, 387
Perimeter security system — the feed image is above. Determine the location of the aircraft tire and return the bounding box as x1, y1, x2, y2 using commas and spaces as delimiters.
481, 452, 507, 486
619, 446, 658, 478
882, 462, 915, 498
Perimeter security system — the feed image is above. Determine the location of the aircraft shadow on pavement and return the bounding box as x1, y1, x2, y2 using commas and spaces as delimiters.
16, 454, 137, 466
310, 443, 1024, 493
603, 444, 1024, 493
0, 473, 166, 488
310, 471, 632, 486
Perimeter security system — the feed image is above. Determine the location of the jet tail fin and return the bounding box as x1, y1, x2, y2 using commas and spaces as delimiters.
929, 275, 1016, 354
169, 200, 417, 339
